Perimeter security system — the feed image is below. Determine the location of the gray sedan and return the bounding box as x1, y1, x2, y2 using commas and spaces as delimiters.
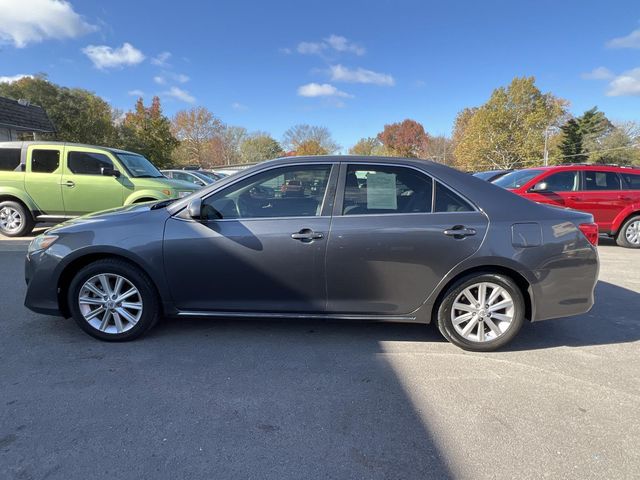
24, 156, 599, 351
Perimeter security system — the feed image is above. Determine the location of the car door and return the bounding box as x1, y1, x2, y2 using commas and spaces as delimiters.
324, 163, 488, 315
61, 148, 125, 215
24, 145, 65, 216
163, 163, 338, 312
574, 170, 623, 231
522, 169, 579, 209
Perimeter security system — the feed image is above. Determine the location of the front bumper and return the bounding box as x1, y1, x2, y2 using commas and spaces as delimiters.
24, 250, 64, 316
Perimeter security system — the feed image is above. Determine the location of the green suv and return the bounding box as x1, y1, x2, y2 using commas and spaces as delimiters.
0, 142, 197, 236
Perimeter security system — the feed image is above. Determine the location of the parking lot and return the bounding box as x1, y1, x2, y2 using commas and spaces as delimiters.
1, 234, 639, 479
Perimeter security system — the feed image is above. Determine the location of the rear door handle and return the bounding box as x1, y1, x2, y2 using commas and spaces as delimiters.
443, 226, 477, 239
61, 180, 75, 188
291, 228, 324, 242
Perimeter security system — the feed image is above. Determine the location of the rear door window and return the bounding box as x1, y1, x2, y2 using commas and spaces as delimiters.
434, 182, 474, 212
0, 148, 21, 171
67, 151, 114, 175
584, 171, 621, 191
621, 173, 640, 190
31, 149, 60, 173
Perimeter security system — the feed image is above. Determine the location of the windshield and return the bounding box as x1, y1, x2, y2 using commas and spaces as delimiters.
493, 169, 544, 189
116, 153, 164, 178
191, 171, 216, 183
197, 170, 222, 181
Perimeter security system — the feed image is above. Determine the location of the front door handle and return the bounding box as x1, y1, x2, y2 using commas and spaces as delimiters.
291, 228, 324, 242
61, 180, 75, 188
443, 225, 477, 239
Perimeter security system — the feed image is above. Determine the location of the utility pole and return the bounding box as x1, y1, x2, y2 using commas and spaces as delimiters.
543, 127, 550, 167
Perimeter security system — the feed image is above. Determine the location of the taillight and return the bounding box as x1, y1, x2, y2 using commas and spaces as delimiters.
578, 223, 599, 246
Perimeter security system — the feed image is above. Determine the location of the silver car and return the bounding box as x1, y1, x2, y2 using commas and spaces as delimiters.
24, 156, 599, 351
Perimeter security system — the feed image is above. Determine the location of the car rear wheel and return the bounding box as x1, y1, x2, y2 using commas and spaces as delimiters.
616, 215, 640, 248
436, 273, 525, 352
68, 259, 160, 341
0, 200, 34, 237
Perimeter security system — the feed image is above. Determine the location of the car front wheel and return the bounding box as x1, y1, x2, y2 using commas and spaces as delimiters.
68, 258, 160, 341
616, 215, 640, 248
436, 273, 525, 352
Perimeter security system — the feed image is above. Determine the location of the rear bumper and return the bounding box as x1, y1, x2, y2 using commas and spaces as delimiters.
24, 251, 63, 316
530, 244, 599, 321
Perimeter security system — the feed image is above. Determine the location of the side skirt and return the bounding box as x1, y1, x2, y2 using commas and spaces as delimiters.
175, 310, 423, 324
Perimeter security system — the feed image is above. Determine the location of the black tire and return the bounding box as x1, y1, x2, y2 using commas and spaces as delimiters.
436, 273, 525, 352
67, 258, 161, 341
0, 200, 34, 237
615, 215, 640, 248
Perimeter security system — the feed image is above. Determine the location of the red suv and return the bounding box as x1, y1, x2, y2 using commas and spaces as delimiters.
493, 164, 640, 248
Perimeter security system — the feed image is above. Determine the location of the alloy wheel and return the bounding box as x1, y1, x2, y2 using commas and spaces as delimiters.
625, 220, 640, 245
78, 273, 143, 334
0, 206, 22, 234
450, 282, 515, 343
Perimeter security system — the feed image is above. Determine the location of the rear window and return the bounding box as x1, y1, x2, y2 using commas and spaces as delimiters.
0, 148, 21, 171
621, 173, 640, 190
31, 149, 60, 173
584, 171, 621, 191
493, 169, 544, 189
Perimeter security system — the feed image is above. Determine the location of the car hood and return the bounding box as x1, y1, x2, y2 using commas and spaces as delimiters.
133, 177, 197, 190
46, 202, 164, 233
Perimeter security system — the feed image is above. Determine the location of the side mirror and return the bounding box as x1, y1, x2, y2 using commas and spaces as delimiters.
187, 198, 202, 219
529, 181, 548, 193
101, 167, 121, 178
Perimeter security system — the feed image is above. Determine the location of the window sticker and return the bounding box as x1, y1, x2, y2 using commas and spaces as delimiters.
366, 172, 397, 209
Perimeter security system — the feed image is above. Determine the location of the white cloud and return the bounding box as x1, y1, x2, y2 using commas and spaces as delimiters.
164, 86, 195, 103
606, 28, 640, 49
83, 42, 145, 69
297, 41, 325, 55
128, 89, 144, 96
296, 34, 364, 56
328, 64, 395, 86
607, 68, 640, 96
175, 73, 189, 83
0, 0, 96, 48
0, 74, 34, 83
297, 83, 352, 98
231, 102, 248, 111
581, 67, 614, 80
325, 35, 365, 55
151, 51, 171, 66
153, 76, 166, 85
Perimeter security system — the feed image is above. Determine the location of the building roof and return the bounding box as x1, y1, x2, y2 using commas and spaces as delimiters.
0, 96, 55, 133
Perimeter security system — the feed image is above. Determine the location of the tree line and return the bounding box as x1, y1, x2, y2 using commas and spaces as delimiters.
1, 75, 638, 171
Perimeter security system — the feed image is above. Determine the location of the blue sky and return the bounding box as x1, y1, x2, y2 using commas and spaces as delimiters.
1, 0, 640, 150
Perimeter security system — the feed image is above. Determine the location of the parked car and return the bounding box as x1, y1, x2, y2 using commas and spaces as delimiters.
24, 156, 599, 351
161, 169, 218, 187
0, 142, 199, 236
493, 164, 640, 248
472, 169, 512, 182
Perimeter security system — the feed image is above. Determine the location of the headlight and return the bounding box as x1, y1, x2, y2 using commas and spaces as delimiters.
178, 191, 191, 198
28, 234, 58, 253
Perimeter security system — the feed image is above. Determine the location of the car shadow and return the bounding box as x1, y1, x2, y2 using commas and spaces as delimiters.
506, 280, 640, 351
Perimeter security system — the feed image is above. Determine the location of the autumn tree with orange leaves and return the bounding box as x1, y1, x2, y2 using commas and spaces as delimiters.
377, 119, 429, 158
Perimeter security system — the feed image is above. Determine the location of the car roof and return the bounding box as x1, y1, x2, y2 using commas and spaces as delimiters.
518, 164, 640, 172
0, 140, 139, 156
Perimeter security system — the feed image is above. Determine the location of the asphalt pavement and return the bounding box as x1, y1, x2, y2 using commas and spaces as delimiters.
1, 237, 639, 479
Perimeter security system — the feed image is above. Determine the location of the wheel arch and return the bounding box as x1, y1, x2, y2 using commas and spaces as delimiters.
613, 209, 640, 236
0, 190, 38, 218
427, 265, 533, 325
56, 250, 164, 318
124, 190, 168, 205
